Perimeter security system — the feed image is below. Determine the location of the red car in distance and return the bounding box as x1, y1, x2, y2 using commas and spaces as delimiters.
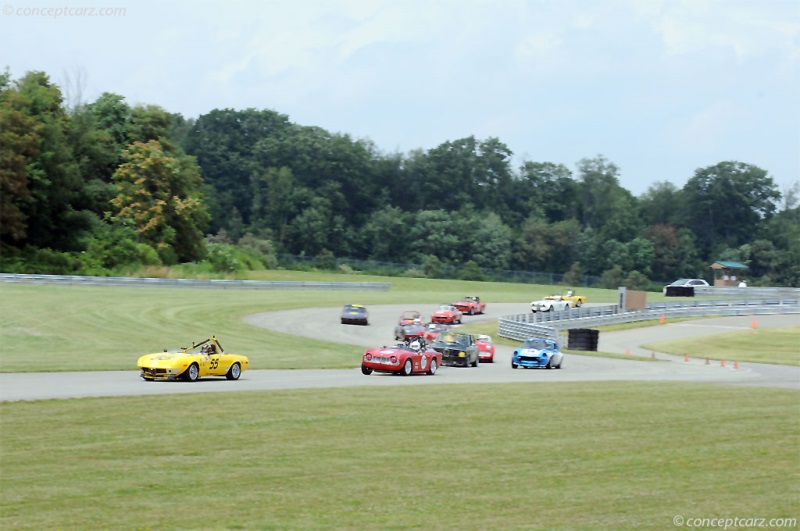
398, 310, 423, 325
431, 304, 463, 324
423, 323, 452, 343
361, 341, 443, 376
477, 334, 495, 363
452, 296, 486, 315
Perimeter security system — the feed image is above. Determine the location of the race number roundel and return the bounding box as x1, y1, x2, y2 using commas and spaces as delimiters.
421, 355, 427, 369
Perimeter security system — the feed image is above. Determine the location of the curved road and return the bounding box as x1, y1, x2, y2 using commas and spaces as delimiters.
1, 304, 798, 402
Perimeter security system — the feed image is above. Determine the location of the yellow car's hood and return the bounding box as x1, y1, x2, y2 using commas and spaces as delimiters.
137, 352, 189, 367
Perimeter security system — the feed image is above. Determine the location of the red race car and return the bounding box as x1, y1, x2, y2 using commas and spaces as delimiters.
398, 310, 423, 325
361, 340, 443, 376
477, 334, 495, 363
431, 304, 463, 324
452, 296, 486, 315
423, 322, 452, 343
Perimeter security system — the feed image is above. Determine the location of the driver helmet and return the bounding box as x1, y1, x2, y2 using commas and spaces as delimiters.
410, 340, 421, 351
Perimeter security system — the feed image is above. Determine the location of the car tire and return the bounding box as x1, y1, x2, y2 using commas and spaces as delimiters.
401, 358, 413, 376
183, 363, 199, 382
511, 361, 518, 369
361, 365, 373, 375
545, 358, 553, 370
427, 358, 438, 375
471, 355, 478, 367
225, 362, 241, 380
469, 308, 475, 315
575, 300, 582, 308
556, 359, 563, 369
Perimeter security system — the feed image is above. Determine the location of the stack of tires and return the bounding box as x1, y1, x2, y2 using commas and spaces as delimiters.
665, 286, 695, 297
568, 328, 599, 351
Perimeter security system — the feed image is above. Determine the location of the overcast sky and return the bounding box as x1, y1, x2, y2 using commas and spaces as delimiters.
2, 0, 798, 196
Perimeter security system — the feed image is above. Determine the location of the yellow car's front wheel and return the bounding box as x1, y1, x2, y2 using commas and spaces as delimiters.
226, 362, 242, 380
183, 363, 200, 382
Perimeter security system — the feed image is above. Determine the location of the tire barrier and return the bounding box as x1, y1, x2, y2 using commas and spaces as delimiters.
567, 328, 599, 351
665, 286, 695, 297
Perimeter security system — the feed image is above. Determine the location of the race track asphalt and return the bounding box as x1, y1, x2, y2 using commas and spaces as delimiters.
1, 303, 798, 402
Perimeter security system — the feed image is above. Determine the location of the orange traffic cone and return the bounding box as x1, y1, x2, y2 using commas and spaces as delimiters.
684, 353, 689, 362
659, 314, 665, 324
720, 359, 725, 367
625, 348, 631, 357
704, 357, 710, 365
751, 318, 757, 329
733, 361, 739, 369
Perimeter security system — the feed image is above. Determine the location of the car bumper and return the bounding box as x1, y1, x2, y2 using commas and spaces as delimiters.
139, 368, 183, 380
512, 358, 548, 368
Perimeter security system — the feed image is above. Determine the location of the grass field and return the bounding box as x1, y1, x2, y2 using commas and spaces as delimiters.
1, 273, 798, 529
643, 326, 800, 366
1, 382, 798, 530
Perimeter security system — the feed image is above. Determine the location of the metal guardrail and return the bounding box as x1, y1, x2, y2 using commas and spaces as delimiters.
0, 273, 391, 291
498, 297, 800, 343
693, 286, 800, 298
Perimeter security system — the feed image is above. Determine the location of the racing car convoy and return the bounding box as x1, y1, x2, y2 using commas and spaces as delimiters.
138, 294, 577, 381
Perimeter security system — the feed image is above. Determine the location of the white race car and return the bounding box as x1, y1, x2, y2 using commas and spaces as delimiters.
530, 295, 572, 313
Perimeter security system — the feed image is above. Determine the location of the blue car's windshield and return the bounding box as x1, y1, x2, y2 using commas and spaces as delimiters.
523, 338, 550, 350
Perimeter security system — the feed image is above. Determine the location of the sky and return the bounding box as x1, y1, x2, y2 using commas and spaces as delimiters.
2, 0, 799, 196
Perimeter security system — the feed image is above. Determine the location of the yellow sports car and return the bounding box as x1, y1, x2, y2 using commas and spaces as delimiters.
137, 336, 249, 382
545, 290, 587, 308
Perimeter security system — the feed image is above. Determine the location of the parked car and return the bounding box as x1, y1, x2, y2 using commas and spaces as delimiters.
476, 334, 495, 363
662, 278, 709, 295
511, 337, 563, 369
341, 304, 369, 325
431, 331, 479, 367
361, 339, 442, 376
452, 295, 486, 315
431, 304, 463, 324
137, 336, 249, 382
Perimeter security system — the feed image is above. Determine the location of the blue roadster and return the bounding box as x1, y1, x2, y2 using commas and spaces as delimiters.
511, 338, 563, 369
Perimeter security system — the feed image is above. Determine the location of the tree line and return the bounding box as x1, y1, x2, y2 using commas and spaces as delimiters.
2, 69, 798, 287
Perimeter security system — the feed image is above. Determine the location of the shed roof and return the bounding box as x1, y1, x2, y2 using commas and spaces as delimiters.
710, 261, 748, 270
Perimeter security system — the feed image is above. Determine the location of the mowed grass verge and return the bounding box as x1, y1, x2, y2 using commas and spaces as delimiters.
1, 382, 798, 530
642, 326, 800, 366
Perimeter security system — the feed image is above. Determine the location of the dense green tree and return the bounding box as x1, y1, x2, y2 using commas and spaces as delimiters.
110, 140, 209, 263
683, 161, 780, 257
0, 71, 39, 243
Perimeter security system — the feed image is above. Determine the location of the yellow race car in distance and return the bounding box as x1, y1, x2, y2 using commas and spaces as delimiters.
137, 336, 249, 382
545, 290, 587, 308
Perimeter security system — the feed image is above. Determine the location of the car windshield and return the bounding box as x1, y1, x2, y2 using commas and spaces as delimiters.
522, 338, 550, 350
437, 305, 454, 311
434, 333, 468, 347
671, 279, 691, 286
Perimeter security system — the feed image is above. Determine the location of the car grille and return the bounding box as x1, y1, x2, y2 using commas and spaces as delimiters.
370, 356, 394, 364
142, 368, 169, 375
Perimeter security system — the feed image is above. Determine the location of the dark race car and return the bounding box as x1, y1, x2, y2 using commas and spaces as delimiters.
361, 339, 443, 376
431, 331, 479, 367
341, 304, 369, 325
394, 322, 426, 341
